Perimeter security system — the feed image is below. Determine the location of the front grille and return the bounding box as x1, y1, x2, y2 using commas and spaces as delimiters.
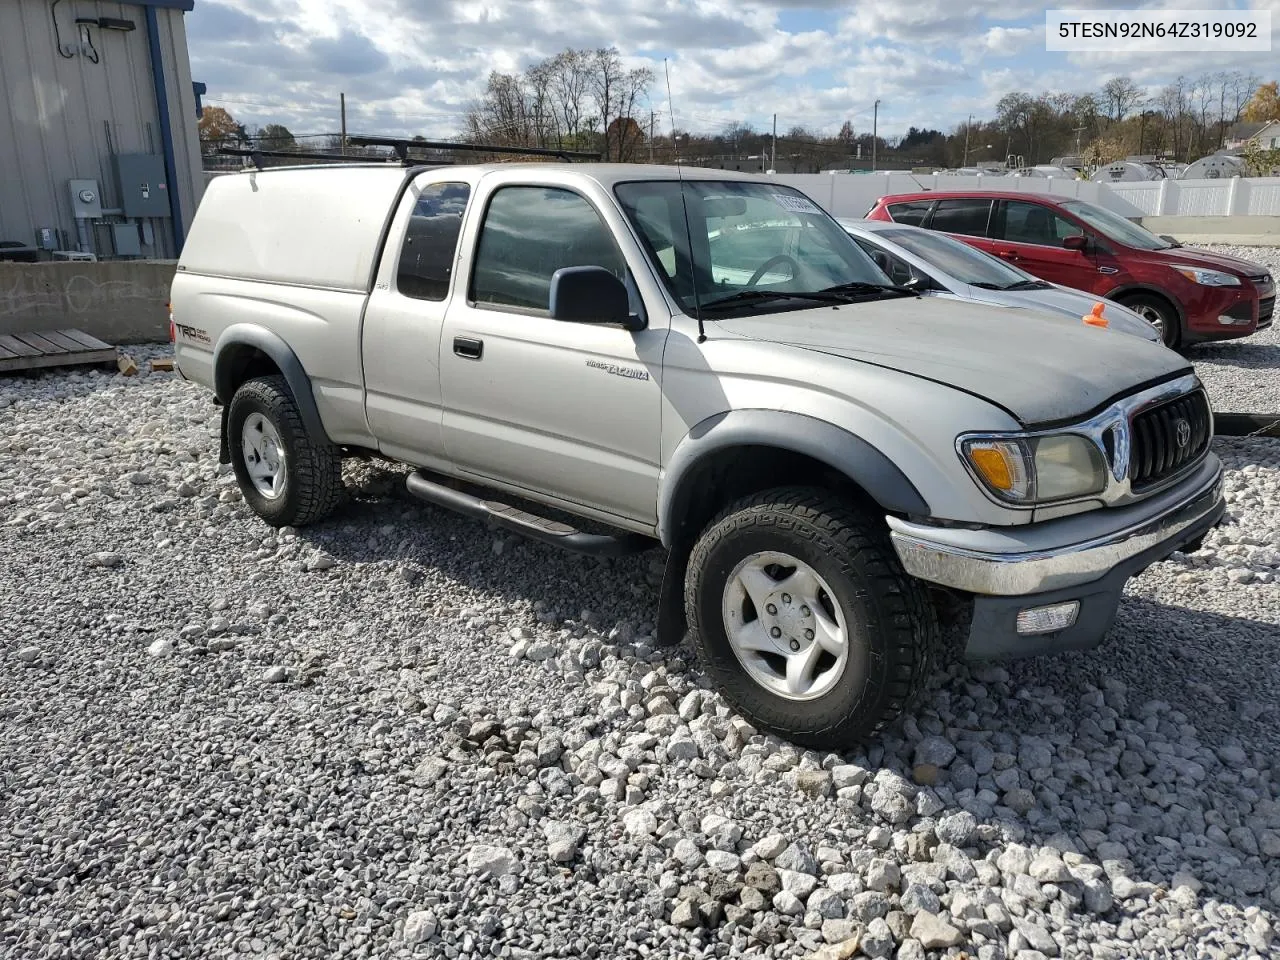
1129, 390, 1211, 491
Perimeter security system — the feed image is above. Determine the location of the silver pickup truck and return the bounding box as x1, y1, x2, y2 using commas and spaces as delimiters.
171, 162, 1224, 747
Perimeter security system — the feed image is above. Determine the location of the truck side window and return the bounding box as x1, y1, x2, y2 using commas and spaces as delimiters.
471, 186, 625, 312
397, 182, 471, 301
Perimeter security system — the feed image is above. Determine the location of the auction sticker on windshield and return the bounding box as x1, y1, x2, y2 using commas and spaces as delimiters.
1047, 9, 1270, 51
771, 194, 822, 215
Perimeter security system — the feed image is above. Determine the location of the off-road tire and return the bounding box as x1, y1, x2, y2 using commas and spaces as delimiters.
227, 375, 343, 527
685, 486, 938, 749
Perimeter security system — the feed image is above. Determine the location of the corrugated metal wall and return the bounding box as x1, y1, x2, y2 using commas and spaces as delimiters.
0, 0, 203, 259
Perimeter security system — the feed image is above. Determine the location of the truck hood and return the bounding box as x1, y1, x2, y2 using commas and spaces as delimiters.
712, 296, 1192, 427
1155, 245, 1269, 277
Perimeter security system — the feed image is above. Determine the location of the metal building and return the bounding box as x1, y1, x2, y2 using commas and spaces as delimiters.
0, 0, 203, 261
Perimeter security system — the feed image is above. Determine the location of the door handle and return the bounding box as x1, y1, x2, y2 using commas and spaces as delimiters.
997, 250, 1020, 260
1098, 266, 1119, 275
453, 336, 483, 360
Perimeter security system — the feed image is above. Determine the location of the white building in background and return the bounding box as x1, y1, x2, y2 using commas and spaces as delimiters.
0, 0, 204, 261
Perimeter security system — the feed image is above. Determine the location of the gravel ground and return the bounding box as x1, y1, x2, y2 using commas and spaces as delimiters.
1183, 244, 1279, 413
2, 321, 1278, 960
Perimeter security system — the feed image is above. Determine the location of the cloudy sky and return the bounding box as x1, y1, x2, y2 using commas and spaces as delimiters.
187, 0, 1279, 143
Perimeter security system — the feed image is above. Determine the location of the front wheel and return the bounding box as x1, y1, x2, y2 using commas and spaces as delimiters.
685, 487, 938, 749
1121, 293, 1180, 349
227, 375, 344, 527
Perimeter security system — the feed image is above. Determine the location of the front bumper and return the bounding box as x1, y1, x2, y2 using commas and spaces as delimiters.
888, 456, 1225, 658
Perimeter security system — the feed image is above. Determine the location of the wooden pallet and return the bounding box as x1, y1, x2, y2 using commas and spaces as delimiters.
0, 329, 117, 374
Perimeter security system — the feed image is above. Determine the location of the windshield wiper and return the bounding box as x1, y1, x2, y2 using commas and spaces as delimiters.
699, 290, 855, 312
1002, 279, 1051, 291
970, 281, 1002, 290
819, 281, 918, 298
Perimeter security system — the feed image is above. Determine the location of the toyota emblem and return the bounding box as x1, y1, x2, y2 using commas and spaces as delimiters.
1175, 419, 1191, 448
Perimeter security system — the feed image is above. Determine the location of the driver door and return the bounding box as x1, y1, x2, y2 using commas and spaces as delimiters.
439, 183, 667, 525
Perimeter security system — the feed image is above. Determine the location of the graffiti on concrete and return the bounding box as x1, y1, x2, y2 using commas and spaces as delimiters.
0, 268, 171, 318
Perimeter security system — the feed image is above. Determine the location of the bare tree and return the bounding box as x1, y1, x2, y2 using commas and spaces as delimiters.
1157, 76, 1190, 160
464, 47, 653, 161
1102, 76, 1144, 123
548, 50, 592, 148
1228, 72, 1261, 123
591, 48, 654, 161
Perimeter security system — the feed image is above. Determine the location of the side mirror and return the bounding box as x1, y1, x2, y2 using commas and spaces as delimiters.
549, 266, 642, 330
1062, 235, 1088, 252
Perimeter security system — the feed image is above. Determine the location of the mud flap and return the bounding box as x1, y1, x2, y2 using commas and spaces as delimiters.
219, 404, 231, 464
655, 540, 692, 647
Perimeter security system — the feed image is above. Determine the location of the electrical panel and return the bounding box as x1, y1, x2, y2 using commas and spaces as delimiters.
112, 153, 170, 218
36, 227, 62, 251
70, 179, 103, 219
111, 222, 142, 258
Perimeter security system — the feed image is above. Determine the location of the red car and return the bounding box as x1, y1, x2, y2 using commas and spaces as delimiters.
865, 191, 1274, 349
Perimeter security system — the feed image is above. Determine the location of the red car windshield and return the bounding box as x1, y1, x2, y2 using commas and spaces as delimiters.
1059, 200, 1174, 251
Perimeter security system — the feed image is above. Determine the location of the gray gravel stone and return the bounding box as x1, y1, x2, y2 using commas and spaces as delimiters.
910, 911, 963, 949
914, 735, 957, 768
935, 810, 977, 847
467, 843, 517, 876
542, 820, 584, 862
402, 910, 438, 944
776, 841, 819, 875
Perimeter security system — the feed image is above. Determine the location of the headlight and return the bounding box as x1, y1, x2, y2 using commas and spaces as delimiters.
1176, 267, 1240, 287
961, 434, 1107, 504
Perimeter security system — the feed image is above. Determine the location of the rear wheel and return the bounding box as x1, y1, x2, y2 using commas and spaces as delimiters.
228, 375, 343, 527
685, 487, 938, 749
1121, 292, 1180, 349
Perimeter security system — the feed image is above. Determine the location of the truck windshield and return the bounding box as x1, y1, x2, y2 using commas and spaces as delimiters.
615, 180, 895, 316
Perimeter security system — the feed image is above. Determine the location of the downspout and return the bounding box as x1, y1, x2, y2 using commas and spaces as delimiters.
144, 5, 185, 252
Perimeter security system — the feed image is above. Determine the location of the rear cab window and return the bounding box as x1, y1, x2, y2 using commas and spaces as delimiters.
927, 199, 993, 238
885, 200, 934, 226
397, 182, 472, 301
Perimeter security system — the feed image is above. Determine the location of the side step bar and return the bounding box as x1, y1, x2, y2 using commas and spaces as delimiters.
405, 471, 653, 557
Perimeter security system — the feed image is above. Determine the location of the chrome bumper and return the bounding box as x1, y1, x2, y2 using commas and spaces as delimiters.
888, 458, 1224, 596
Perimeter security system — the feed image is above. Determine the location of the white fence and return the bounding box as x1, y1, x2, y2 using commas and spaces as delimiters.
768, 171, 1280, 221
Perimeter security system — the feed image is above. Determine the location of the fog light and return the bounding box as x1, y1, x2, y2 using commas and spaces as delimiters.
1016, 601, 1080, 636
1217, 314, 1251, 326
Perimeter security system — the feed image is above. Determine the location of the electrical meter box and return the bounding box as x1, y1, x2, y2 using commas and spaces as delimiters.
69, 179, 103, 219
112, 154, 170, 218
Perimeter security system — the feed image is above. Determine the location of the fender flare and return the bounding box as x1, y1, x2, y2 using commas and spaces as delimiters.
212, 324, 330, 444
656, 409, 930, 548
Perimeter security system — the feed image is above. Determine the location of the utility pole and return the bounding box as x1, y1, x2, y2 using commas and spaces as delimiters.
1074, 124, 1086, 156
963, 113, 973, 166
871, 100, 880, 171
649, 111, 655, 163
340, 92, 347, 156
771, 113, 777, 172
